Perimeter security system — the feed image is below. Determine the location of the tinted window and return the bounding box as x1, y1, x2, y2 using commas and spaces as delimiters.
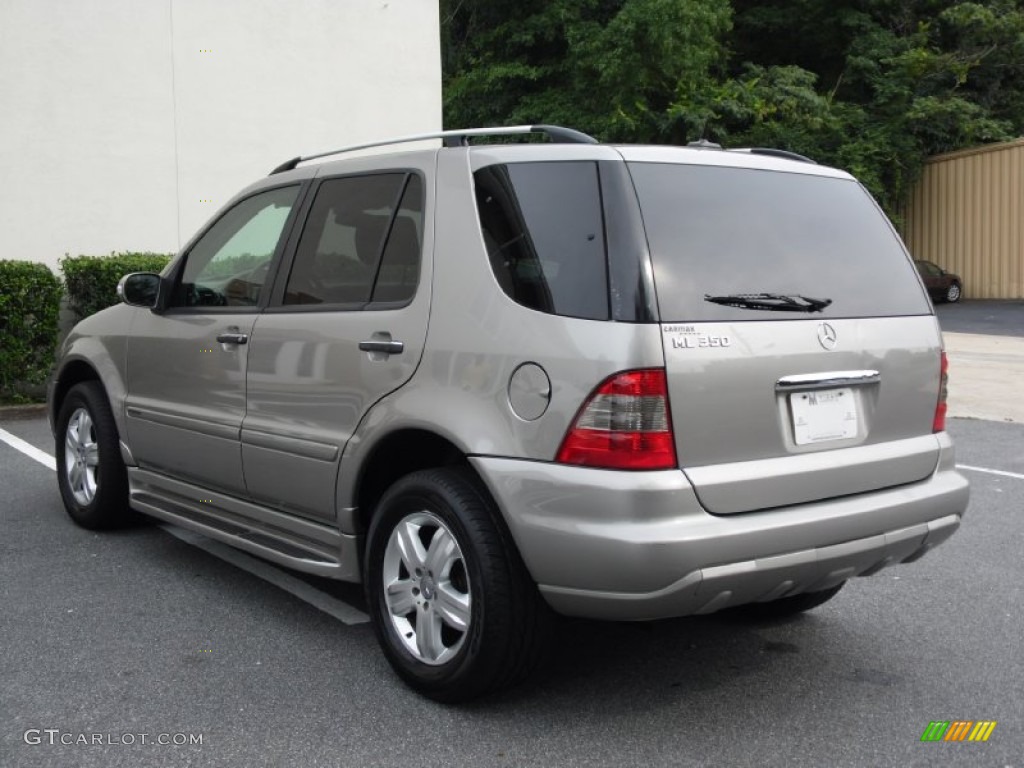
176, 185, 299, 308
284, 174, 406, 305
372, 175, 423, 304
474, 162, 609, 320
628, 164, 931, 321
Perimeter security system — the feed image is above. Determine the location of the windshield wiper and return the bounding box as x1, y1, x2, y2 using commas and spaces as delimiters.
703, 293, 832, 313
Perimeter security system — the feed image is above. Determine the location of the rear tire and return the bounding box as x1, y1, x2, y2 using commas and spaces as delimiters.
55, 382, 131, 529
728, 582, 845, 621
364, 468, 549, 702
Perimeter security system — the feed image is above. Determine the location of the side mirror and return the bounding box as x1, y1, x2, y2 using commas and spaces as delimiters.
117, 272, 162, 309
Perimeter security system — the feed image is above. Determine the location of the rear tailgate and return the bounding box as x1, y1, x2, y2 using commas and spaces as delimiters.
660, 317, 942, 513
625, 151, 941, 514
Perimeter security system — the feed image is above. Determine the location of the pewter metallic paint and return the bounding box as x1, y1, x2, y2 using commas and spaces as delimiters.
49, 141, 969, 619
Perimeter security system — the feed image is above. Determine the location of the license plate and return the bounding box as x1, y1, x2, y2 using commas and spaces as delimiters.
790, 387, 858, 445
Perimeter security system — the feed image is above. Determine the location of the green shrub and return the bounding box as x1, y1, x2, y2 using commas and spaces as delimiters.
0, 260, 63, 401
62, 252, 173, 319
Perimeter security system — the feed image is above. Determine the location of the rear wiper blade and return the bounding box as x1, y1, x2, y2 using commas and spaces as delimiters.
703, 293, 832, 313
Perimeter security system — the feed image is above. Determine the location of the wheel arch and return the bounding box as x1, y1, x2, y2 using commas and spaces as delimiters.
50, 350, 131, 465
51, 358, 106, 432
352, 428, 477, 537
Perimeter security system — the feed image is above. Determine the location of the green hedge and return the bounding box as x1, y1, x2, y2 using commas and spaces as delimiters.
62, 252, 173, 319
0, 260, 63, 401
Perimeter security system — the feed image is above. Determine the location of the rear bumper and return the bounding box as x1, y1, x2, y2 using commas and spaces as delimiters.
470, 433, 969, 620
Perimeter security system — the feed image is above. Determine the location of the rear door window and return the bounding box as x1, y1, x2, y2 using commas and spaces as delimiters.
627, 163, 931, 322
282, 173, 422, 307
372, 175, 423, 304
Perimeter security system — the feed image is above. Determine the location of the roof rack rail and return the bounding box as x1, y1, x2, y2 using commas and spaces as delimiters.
731, 147, 817, 165
269, 124, 599, 175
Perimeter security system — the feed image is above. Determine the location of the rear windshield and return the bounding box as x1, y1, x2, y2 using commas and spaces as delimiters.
628, 163, 931, 322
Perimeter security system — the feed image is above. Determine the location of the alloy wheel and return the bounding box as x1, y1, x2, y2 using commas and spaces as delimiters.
64, 407, 99, 506
381, 511, 471, 665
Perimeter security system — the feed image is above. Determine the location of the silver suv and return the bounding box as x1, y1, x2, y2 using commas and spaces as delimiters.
49, 125, 969, 702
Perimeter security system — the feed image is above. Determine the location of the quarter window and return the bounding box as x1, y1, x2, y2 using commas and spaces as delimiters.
474, 162, 609, 320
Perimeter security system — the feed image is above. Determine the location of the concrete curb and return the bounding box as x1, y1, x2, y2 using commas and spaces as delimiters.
0, 403, 48, 421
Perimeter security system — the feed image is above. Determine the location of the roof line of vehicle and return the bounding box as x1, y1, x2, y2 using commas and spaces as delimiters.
268, 125, 599, 175
268, 127, 831, 179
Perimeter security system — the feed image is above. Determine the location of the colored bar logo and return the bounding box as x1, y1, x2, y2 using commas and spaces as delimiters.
920, 721, 997, 742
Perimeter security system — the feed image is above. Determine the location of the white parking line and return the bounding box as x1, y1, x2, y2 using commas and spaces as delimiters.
0, 427, 56, 471
0, 428, 369, 625
956, 464, 1024, 481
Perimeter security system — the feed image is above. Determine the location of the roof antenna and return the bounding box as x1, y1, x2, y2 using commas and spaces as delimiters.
685, 121, 722, 150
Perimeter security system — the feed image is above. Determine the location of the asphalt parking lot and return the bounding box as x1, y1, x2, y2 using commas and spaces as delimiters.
936, 299, 1024, 336
2, 303, 1023, 767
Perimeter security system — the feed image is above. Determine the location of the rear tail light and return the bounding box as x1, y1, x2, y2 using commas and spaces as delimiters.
933, 351, 949, 433
556, 369, 677, 470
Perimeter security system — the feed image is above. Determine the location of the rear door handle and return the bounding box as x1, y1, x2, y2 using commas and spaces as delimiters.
358, 340, 404, 355
216, 332, 249, 345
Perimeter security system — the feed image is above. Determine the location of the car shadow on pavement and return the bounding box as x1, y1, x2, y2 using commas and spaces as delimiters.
460, 609, 864, 715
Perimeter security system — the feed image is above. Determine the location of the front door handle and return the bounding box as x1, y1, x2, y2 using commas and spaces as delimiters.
216, 332, 249, 345
358, 339, 404, 355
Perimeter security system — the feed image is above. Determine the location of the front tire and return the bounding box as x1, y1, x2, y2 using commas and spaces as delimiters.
945, 282, 962, 303
55, 382, 131, 529
364, 468, 549, 702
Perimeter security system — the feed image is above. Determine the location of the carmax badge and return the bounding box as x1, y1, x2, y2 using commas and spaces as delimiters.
817, 322, 838, 350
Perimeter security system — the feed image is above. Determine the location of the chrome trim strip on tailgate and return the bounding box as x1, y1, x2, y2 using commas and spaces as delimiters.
776, 370, 880, 391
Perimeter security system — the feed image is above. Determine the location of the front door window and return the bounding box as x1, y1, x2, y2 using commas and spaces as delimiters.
175, 186, 300, 308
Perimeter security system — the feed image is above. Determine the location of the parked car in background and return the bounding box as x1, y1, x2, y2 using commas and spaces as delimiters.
915, 259, 963, 303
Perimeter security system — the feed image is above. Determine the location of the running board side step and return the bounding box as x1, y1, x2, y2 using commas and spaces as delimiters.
127, 468, 361, 581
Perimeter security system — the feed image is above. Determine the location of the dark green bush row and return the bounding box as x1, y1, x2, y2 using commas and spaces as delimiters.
0, 260, 63, 401
62, 252, 173, 319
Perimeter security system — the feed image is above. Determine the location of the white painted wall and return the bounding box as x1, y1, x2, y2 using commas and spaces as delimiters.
0, 0, 441, 271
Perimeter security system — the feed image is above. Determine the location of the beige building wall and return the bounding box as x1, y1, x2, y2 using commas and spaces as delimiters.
0, 0, 442, 271
904, 138, 1024, 300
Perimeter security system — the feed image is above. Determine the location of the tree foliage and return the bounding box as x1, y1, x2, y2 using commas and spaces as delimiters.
442, 0, 1024, 213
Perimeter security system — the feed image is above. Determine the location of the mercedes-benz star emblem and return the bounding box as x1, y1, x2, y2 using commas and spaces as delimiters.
817, 322, 838, 350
